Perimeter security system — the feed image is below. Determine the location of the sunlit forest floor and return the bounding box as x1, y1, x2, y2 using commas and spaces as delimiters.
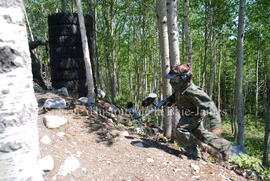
222, 114, 265, 159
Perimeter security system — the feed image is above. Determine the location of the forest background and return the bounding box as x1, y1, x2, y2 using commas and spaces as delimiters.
24, 0, 270, 173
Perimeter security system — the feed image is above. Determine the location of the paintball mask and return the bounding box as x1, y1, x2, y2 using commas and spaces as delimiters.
165, 64, 193, 90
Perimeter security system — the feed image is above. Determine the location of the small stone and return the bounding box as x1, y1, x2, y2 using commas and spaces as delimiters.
147, 158, 154, 163
58, 156, 80, 176
119, 131, 129, 137
57, 87, 69, 96
43, 98, 66, 109
39, 155, 54, 172
95, 120, 101, 123
152, 128, 159, 134
250, 171, 260, 181
43, 115, 68, 129
57, 132, 65, 137
173, 168, 182, 172
97, 89, 106, 98
108, 107, 114, 113
108, 118, 113, 123
190, 163, 200, 173
132, 142, 144, 148
191, 176, 200, 179
110, 114, 116, 118
81, 168, 87, 173
40, 135, 52, 144
76, 151, 82, 158
135, 128, 141, 133
78, 97, 88, 104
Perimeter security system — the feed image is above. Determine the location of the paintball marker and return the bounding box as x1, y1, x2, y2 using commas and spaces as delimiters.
153, 98, 168, 110
141, 97, 169, 119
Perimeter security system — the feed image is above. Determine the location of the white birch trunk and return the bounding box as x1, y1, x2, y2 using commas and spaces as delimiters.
233, 0, 246, 148
76, 0, 96, 105
0, 1, 42, 180
157, 0, 172, 138
166, 0, 180, 139
183, 0, 192, 64
167, 0, 180, 65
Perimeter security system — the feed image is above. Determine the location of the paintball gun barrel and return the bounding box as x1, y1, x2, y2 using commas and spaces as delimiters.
152, 98, 168, 110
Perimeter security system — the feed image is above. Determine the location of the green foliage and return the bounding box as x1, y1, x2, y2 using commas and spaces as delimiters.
24, 0, 270, 171
229, 154, 270, 180
222, 114, 265, 158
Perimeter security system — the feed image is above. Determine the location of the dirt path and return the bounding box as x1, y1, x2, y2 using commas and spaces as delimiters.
36, 92, 247, 181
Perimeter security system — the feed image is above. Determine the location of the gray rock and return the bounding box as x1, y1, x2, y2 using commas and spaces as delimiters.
57, 87, 69, 97
58, 156, 80, 176
43, 98, 66, 109
97, 89, 106, 98
152, 128, 159, 134
119, 131, 129, 137
39, 155, 54, 172
110, 113, 116, 119
43, 115, 68, 129
108, 118, 113, 123
108, 106, 119, 114
135, 127, 144, 135
78, 97, 88, 104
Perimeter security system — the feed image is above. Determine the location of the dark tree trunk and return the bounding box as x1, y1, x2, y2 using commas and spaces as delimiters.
233, 0, 246, 148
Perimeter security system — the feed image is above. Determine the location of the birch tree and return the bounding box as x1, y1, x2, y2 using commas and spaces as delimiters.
76, 0, 96, 107
156, 0, 172, 138
167, 0, 180, 66
167, 0, 180, 139
233, 0, 246, 148
0, 0, 42, 180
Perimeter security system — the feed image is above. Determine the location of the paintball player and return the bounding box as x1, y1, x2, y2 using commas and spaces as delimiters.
163, 63, 244, 159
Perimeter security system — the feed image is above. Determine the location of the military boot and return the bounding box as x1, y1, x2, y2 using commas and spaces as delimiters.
183, 145, 201, 160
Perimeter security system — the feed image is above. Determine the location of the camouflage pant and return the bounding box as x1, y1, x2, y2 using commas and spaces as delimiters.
175, 116, 231, 153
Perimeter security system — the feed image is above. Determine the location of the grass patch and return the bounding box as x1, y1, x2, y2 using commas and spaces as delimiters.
221, 114, 265, 159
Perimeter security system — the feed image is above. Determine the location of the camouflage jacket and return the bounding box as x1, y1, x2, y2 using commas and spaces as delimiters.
167, 83, 221, 130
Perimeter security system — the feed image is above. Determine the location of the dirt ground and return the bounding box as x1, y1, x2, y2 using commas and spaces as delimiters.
36, 91, 247, 181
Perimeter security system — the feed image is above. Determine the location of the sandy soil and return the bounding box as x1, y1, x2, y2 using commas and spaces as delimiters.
36, 92, 247, 181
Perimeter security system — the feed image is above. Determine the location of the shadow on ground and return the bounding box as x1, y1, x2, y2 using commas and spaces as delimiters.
131, 138, 183, 158
84, 119, 123, 147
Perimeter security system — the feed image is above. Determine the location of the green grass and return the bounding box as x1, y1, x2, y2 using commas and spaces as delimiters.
221, 114, 270, 180
221, 114, 265, 159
